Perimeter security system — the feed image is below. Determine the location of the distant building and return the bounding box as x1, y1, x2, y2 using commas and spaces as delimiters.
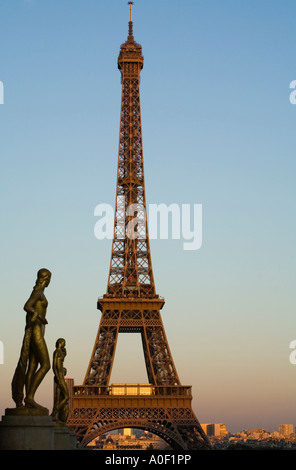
91, 428, 169, 450
202, 423, 228, 437
279, 424, 293, 436
201, 423, 210, 435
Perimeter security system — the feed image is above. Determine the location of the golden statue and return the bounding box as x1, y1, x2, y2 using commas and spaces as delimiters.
51, 338, 69, 423
11, 268, 51, 410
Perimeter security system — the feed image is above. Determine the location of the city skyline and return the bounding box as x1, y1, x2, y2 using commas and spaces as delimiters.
0, 0, 296, 435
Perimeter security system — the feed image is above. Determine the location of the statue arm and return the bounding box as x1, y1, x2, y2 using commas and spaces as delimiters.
23, 290, 45, 325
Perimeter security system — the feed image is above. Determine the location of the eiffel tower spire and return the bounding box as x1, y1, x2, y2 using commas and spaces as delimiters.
128, 1, 134, 37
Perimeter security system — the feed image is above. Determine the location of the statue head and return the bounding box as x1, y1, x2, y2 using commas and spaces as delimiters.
55, 338, 66, 349
35, 268, 51, 288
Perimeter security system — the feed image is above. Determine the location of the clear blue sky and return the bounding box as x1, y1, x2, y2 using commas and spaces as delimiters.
0, 0, 296, 434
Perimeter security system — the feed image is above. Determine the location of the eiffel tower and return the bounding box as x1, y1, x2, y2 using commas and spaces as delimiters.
67, 3, 211, 450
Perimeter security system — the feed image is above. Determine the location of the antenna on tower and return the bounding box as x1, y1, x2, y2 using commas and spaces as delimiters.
128, 2, 134, 22
127, 2, 134, 39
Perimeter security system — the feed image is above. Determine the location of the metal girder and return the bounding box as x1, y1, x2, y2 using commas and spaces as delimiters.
67, 386, 210, 450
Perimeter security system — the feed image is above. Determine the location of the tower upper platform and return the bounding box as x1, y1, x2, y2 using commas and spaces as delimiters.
118, 5, 144, 77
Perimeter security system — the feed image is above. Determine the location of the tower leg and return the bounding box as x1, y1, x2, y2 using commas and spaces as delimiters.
84, 324, 119, 386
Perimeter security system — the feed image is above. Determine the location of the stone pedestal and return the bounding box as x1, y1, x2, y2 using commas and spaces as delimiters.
0, 408, 77, 450
0, 408, 56, 450
54, 423, 77, 450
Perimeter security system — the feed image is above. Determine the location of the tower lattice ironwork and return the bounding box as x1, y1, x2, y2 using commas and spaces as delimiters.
67, 4, 211, 450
